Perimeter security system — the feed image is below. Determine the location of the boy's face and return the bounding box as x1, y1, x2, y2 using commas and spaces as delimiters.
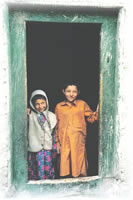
34, 98, 47, 112
63, 85, 79, 103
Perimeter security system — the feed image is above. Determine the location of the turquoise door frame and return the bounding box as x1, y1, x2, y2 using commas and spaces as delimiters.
8, 8, 117, 191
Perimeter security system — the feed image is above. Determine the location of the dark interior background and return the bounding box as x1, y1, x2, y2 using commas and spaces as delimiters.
26, 21, 100, 176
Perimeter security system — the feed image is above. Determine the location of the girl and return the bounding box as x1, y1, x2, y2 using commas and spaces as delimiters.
55, 83, 99, 178
28, 90, 57, 180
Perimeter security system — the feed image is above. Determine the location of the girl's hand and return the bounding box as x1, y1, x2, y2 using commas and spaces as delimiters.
27, 108, 31, 115
57, 143, 61, 154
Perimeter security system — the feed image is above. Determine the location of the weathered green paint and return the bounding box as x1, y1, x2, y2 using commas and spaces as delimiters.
3, 3, 14, 187
99, 20, 117, 177
9, 10, 28, 189
8, 7, 118, 193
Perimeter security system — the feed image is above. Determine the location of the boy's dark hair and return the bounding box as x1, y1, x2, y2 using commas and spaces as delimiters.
32, 94, 46, 106
63, 82, 80, 91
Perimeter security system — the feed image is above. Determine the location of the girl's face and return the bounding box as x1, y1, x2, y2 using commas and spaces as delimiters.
63, 85, 79, 103
34, 98, 47, 112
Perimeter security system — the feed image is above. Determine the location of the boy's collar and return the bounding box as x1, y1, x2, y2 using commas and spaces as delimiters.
61, 100, 78, 106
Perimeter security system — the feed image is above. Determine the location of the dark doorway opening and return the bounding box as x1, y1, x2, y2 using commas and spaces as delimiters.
26, 21, 100, 177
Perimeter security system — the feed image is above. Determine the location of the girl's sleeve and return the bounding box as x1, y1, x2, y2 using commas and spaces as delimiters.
84, 102, 98, 123
52, 127, 57, 160
27, 114, 29, 147
55, 106, 60, 148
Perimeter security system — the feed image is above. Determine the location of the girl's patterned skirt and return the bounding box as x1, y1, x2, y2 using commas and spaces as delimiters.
28, 128, 56, 180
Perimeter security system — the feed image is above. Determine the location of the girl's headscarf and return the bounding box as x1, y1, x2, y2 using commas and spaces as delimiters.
30, 90, 52, 130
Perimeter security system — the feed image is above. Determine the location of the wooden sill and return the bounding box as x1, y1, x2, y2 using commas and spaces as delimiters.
27, 175, 100, 184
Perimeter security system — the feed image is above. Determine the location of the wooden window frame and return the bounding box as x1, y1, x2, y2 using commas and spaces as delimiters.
8, 5, 118, 191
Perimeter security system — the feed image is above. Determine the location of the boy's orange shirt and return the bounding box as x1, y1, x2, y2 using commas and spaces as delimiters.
55, 99, 98, 177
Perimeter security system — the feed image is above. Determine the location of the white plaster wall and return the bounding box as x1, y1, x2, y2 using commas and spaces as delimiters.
0, 0, 133, 199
